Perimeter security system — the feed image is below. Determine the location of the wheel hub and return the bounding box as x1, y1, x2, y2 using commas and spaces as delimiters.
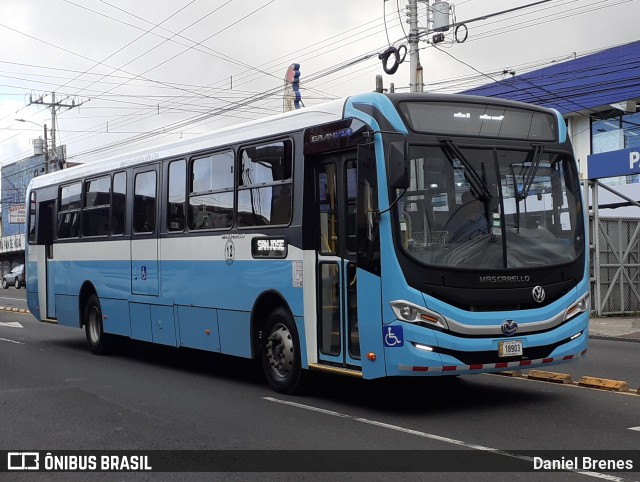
266, 323, 294, 378
88, 307, 100, 344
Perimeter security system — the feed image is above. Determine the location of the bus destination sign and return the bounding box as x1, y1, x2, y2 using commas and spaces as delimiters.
251, 237, 288, 259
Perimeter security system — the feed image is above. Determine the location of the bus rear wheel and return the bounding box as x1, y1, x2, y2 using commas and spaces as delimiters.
84, 294, 112, 355
261, 308, 302, 394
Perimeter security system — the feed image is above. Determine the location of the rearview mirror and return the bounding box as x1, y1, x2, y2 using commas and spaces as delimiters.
388, 141, 409, 189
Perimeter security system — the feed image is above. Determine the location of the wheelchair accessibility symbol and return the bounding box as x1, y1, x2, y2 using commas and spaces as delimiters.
383, 326, 404, 347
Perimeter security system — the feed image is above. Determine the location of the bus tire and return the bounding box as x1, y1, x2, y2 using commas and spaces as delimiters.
84, 294, 112, 355
261, 308, 303, 394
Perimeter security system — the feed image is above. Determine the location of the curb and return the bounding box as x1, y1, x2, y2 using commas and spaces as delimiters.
494, 370, 523, 377
504, 370, 639, 395
577, 376, 629, 392
527, 369, 573, 384
0, 306, 29, 314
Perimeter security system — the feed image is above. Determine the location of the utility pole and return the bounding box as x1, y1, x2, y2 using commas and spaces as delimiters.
408, 0, 422, 93
43, 123, 48, 172
27, 92, 85, 170
405, 0, 551, 93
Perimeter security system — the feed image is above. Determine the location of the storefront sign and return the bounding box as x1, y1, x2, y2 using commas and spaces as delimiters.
0, 234, 25, 253
587, 147, 640, 180
9, 205, 26, 224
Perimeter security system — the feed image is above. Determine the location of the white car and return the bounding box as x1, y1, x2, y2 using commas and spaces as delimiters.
3, 264, 24, 289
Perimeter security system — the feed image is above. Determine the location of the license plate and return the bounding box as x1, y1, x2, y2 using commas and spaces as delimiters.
499, 340, 523, 357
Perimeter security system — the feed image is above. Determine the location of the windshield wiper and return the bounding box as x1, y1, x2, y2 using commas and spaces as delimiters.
438, 137, 492, 201
517, 144, 544, 201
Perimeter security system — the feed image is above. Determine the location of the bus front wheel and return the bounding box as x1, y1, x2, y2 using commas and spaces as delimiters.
84, 294, 112, 355
261, 308, 302, 394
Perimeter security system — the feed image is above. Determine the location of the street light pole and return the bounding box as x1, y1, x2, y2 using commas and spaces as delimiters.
15, 119, 50, 172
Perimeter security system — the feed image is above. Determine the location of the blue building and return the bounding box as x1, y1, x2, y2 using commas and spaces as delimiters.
1, 153, 48, 275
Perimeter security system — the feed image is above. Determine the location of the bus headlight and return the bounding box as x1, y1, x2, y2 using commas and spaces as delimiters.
390, 301, 448, 330
563, 293, 590, 321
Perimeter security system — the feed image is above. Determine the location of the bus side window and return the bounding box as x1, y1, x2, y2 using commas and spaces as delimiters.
57, 212, 80, 239
36, 200, 54, 246
28, 191, 37, 244
83, 176, 110, 237
237, 140, 292, 227
188, 151, 234, 231
111, 171, 126, 235
133, 171, 156, 234
270, 184, 291, 225
168, 160, 186, 232
57, 182, 81, 239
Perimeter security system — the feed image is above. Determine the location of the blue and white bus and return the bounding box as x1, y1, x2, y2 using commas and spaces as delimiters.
26, 93, 589, 393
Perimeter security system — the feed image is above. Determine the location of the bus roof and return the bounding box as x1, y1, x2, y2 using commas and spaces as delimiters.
29, 98, 347, 190
28, 92, 560, 192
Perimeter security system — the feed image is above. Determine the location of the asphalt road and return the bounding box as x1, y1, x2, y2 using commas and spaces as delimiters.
532, 338, 640, 390
0, 286, 28, 311
1, 307, 640, 481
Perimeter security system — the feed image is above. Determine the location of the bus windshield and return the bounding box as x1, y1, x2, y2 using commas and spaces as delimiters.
397, 144, 584, 269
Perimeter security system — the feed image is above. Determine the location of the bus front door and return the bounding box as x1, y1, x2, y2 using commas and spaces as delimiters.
315, 155, 361, 369
130, 167, 159, 297
129, 165, 178, 347
37, 200, 56, 319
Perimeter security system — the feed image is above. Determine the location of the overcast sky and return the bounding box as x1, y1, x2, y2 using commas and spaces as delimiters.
0, 0, 638, 166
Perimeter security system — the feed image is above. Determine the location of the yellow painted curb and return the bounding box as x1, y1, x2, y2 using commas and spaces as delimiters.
495, 370, 523, 377
578, 376, 629, 392
0, 306, 29, 314
527, 370, 573, 384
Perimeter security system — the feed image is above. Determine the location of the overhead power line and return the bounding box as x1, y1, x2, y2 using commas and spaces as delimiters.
1, 0, 637, 165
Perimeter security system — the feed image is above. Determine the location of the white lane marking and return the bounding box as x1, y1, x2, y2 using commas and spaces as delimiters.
354, 416, 498, 451
264, 397, 627, 481
0, 321, 23, 328
0, 296, 27, 302
0, 337, 24, 345
629, 427, 640, 432
263, 397, 350, 418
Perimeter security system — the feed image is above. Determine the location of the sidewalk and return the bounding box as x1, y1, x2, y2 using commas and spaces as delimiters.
589, 316, 640, 342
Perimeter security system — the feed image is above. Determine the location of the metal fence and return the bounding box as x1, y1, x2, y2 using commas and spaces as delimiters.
590, 215, 640, 315
588, 180, 640, 316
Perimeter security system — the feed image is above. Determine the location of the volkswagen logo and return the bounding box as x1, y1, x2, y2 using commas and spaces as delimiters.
532, 286, 546, 303
501, 319, 518, 336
